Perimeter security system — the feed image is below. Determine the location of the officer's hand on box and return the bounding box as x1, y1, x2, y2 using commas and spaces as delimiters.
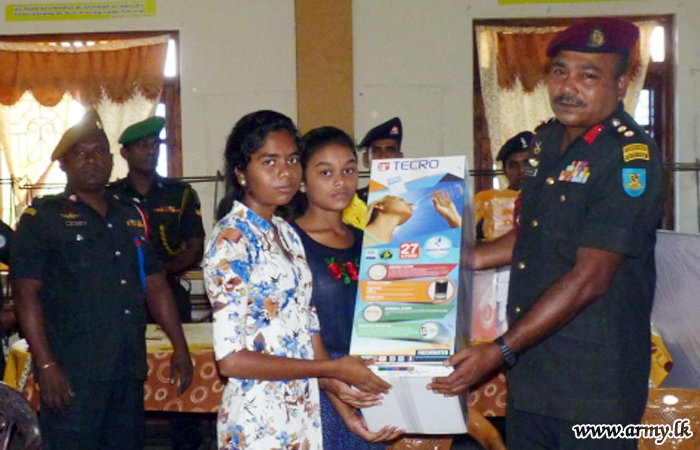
428, 344, 504, 396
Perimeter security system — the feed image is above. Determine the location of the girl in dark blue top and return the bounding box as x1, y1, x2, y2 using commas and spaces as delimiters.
291, 126, 403, 448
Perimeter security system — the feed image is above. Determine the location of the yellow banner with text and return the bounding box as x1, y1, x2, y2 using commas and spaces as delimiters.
6, 0, 156, 21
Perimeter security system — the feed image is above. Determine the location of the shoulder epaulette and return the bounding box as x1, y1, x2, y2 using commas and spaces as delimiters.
110, 192, 140, 207
31, 193, 68, 208
608, 115, 644, 142
20, 193, 64, 218
106, 178, 128, 189
534, 117, 556, 133
159, 177, 191, 189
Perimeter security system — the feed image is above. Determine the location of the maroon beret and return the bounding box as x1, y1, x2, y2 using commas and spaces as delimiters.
547, 17, 639, 57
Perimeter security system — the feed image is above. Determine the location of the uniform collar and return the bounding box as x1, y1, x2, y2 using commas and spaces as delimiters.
61, 189, 115, 204
61, 189, 120, 215
551, 102, 626, 149
121, 173, 163, 197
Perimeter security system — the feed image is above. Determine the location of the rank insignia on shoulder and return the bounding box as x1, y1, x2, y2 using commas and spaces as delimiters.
126, 219, 145, 228
623, 144, 650, 163
623, 168, 646, 197
22, 207, 37, 217
559, 161, 590, 183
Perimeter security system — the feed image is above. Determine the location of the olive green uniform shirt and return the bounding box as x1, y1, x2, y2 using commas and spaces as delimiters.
507, 105, 664, 423
107, 176, 205, 322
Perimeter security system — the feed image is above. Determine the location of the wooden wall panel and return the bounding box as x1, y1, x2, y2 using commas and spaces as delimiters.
295, 0, 353, 136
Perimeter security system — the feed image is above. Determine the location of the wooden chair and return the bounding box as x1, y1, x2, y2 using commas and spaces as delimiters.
387, 407, 506, 450
0, 381, 41, 450
639, 388, 700, 449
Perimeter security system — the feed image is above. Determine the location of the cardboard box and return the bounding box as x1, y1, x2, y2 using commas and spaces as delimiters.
471, 267, 510, 343
349, 156, 473, 434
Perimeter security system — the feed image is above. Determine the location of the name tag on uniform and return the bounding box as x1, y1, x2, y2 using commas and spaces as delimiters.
65, 220, 87, 227
525, 167, 538, 178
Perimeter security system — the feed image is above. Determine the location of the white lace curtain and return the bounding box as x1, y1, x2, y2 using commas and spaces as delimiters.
0, 35, 169, 221
476, 21, 658, 161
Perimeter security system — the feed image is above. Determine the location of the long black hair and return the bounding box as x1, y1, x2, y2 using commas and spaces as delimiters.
223, 110, 300, 203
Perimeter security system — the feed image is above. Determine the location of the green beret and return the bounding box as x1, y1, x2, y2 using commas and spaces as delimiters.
119, 116, 166, 146
51, 109, 107, 161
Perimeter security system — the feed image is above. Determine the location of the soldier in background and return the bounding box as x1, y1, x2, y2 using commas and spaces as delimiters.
0, 221, 13, 378
356, 117, 403, 203
108, 116, 205, 450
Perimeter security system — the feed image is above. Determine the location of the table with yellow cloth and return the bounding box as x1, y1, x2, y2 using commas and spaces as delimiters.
3, 323, 224, 412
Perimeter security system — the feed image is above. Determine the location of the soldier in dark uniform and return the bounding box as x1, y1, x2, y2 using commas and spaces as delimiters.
108, 116, 205, 450
0, 221, 14, 378
430, 18, 664, 450
12, 110, 193, 450
357, 117, 403, 202
107, 116, 205, 324
496, 130, 533, 192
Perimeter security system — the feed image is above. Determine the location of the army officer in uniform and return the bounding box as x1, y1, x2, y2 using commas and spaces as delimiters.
430, 18, 664, 450
12, 110, 193, 450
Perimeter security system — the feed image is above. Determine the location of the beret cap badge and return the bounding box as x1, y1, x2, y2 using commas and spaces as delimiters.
588, 28, 606, 48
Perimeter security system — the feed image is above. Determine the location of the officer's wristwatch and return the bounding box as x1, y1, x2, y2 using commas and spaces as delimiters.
495, 336, 518, 369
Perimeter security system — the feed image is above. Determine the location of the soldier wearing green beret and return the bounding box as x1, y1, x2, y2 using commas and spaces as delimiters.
107, 115, 205, 449
108, 116, 205, 323
12, 109, 193, 449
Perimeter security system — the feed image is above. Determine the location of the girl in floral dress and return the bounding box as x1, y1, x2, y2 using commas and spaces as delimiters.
291, 126, 404, 449
203, 111, 394, 450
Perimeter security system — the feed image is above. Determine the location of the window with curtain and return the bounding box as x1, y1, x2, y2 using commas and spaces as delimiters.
472, 16, 674, 223
0, 32, 181, 225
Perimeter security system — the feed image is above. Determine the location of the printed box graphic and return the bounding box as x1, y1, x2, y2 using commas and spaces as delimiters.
350, 156, 474, 434
350, 155, 471, 362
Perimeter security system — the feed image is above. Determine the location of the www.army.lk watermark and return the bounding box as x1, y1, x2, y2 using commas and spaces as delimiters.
572, 419, 693, 445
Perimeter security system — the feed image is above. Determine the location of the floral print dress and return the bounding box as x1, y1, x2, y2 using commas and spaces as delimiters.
203, 201, 322, 450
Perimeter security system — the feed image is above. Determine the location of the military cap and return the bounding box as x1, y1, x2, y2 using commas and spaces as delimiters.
119, 116, 166, 146
496, 131, 534, 162
547, 17, 639, 57
51, 108, 107, 161
358, 117, 402, 149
